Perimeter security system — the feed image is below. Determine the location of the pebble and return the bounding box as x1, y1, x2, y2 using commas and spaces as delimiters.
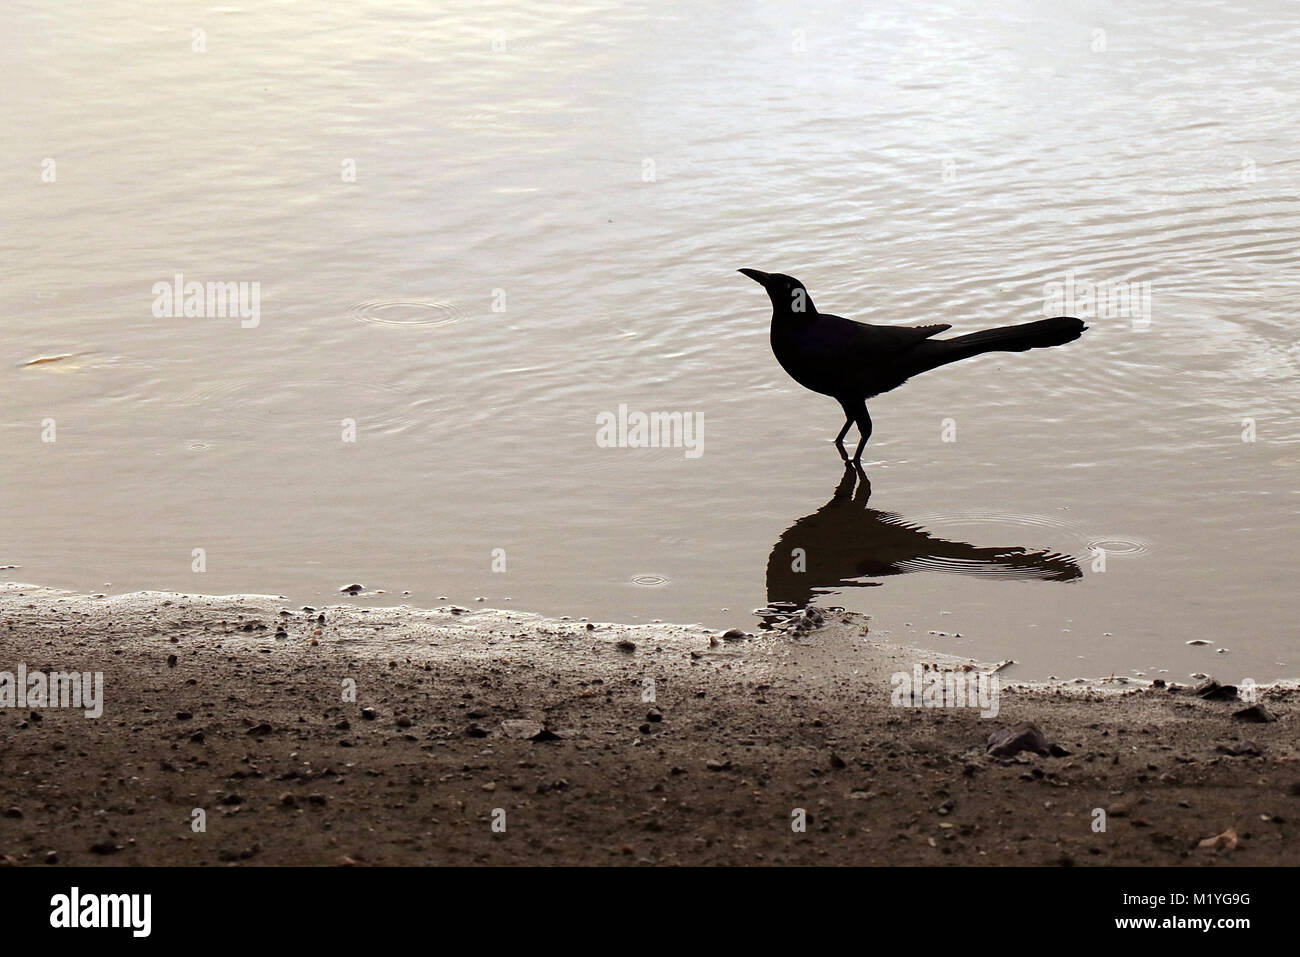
1233, 703, 1277, 723
502, 719, 544, 739
1193, 678, 1238, 701
987, 722, 1053, 758
1216, 740, 1262, 757
1198, 828, 1238, 852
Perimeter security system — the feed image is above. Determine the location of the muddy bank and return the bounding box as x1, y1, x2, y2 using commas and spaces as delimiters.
0, 582, 1296, 866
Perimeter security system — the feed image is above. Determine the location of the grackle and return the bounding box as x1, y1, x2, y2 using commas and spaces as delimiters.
739, 269, 1086, 464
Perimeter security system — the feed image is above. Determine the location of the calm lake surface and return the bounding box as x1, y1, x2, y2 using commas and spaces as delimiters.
4, 0, 1298, 680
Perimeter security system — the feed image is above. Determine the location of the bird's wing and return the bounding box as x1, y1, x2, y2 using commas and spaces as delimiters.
821, 315, 952, 352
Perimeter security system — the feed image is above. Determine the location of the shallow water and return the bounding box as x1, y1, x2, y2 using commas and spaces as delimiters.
4, 0, 1298, 680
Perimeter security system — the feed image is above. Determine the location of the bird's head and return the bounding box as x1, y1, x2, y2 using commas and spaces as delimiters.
738, 269, 815, 315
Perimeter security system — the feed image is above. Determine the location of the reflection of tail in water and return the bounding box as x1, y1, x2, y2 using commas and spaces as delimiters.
766, 466, 1082, 607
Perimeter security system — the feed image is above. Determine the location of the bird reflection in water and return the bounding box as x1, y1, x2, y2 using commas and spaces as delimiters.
765, 466, 1082, 611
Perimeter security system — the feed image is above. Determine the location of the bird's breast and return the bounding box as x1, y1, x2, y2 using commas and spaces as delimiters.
770, 321, 848, 397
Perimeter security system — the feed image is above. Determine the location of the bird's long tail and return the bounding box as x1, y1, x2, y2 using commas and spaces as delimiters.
913, 316, 1085, 372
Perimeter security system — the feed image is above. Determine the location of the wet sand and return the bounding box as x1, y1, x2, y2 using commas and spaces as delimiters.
1, 582, 1296, 866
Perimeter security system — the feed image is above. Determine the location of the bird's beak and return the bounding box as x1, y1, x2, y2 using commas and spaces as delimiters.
738, 268, 770, 286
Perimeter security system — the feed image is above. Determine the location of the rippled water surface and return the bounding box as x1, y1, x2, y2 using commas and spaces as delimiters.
4, 0, 1298, 679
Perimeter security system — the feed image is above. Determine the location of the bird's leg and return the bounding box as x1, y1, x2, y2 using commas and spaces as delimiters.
851, 406, 873, 465
833, 415, 854, 461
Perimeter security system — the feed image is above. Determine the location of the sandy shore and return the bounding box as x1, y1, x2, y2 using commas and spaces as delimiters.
0, 581, 1296, 866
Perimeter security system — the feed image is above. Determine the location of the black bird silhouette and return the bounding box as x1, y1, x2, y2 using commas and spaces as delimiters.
765, 466, 1082, 609
739, 269, 1086, 464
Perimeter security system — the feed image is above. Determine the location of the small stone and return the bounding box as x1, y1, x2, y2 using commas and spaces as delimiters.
175, 711, 193, 720
361, 707, 377, 721
987, 722, 1053, 757
1193, 678, 1238, 701
340, 583, 364, 594
705, 759, 731, 772
501, 719, 545, 740
720, 628, 747, 642
1233, 703, 1277, 723
166, 654, 178, 668
2, 807, 21, 819
616, 640, 636, 652
1217, 740, 1262, 757
646, 709, 663, 723
1197, 828, 1238, 852
829, 753, 847, 770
